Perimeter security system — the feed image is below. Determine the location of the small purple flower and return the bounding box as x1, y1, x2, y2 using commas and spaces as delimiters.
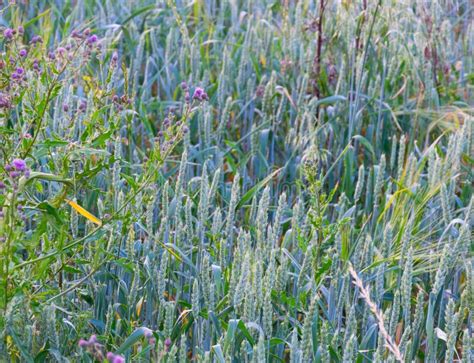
111, 51, 118, 62
9, 171, 20, 178
181, 81, 188, 90
87, 35, 98, 45
30, 35, 43, 44
192, 87, 208, 102
79, 100, 87, 112
3, 28, 14, 40
17, 26, 24, 35
12, 158, 27, 171
56, 47, 66, 56
0, 93, 11, 109
164, 337, 172, 351
0, 181, 5, 189
106, 352, 125, 363
15, 67, 24, 75
63, 103, 69, 112
19, 49, 28, 57
193, 87, 203, 99
143, 328, 153, 338
5, 165, 12, 172
78, 339, 88, 347
33, 59, 40, 71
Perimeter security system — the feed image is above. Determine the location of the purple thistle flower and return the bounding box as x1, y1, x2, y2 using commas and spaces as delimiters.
113, 356, 125, 363
192, 87, 208, 102
12, 158, 27, 171
107, 352, 125, 363
17, 26, 24, 35
78, 339, 88, 347
32, 59, 40, 69
3, 28, 14, 40
143, 328, 153, 338
15, 67, 24, 75
0, 181, 5, 189
0, 93, 11, 109
30, 35, 43, 44
19, 49, 27, 57
193, 87, 203, 99
87, 35, 98, 45
79, 100, 87, 112
56, 47, 66, 56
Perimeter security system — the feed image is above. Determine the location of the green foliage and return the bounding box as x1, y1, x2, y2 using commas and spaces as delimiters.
0, 0, 472, 362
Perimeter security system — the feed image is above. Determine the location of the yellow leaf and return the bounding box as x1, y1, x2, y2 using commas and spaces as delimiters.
66, 199, 102, 226
136, 296, 144, 316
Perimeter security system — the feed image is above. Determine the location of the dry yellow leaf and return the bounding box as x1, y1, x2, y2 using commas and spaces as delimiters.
66, 199, 102, 226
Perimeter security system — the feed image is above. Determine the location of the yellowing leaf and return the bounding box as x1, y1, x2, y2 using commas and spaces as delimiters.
66, 199, 102, 226
136, 296, 144, 316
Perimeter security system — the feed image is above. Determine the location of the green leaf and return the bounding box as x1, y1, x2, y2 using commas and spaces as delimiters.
115, 327, 151, 354
236, 168, 282, 210
212, 344, 225, 363
121, 5, 157, 26
352, 135, 375, 161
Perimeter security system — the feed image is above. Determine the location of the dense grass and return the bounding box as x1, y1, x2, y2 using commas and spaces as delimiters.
0, 0, 472, 362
